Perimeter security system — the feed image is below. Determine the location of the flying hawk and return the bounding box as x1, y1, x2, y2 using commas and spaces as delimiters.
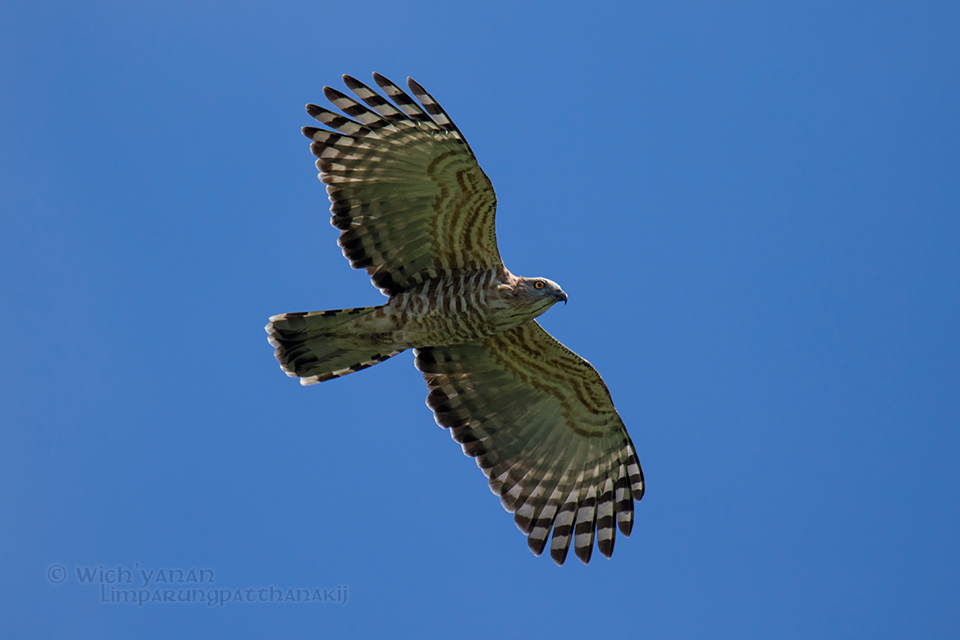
266, 73, 645, 565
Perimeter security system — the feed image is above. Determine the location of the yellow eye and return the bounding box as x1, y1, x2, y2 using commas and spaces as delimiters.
534, 281, 545, 289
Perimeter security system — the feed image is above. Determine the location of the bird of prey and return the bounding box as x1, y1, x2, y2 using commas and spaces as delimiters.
266, 73, 644, 565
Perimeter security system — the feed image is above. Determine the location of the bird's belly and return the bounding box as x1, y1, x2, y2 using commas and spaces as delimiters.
385, 273, 510, 347
405, 318, 496, 347
393, 301, 498, 347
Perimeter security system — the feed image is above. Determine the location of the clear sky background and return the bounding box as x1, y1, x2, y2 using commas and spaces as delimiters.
3, 1, 958, 638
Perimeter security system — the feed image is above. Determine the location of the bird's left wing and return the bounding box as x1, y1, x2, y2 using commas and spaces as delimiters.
414, 321, 645, 565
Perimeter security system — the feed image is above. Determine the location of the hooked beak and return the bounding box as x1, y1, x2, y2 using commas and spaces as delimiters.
557, 290, 568, 305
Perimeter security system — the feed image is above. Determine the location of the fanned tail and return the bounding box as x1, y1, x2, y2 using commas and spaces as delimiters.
266, 306, 403, 384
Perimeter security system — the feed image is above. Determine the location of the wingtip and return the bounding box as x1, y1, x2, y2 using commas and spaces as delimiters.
407, 76, 426, 95
550, 546, 568, 566
598, 538, 615, 559
322, 86, 339, 102
574, 544, 593, 564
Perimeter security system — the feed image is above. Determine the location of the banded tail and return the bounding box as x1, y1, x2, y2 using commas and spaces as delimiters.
266, 306, 403, 384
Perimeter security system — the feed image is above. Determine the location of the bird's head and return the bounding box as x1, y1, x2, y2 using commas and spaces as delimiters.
513, 276, 568, 316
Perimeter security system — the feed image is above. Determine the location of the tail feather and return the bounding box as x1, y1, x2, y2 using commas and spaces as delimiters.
266, 306, 403, 384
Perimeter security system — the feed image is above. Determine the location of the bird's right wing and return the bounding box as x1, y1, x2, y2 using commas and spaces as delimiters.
414, 321, 645, 565
303, 73, 502, 296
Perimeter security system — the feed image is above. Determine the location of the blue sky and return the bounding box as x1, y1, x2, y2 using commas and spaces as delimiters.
3, 1, 959, 638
